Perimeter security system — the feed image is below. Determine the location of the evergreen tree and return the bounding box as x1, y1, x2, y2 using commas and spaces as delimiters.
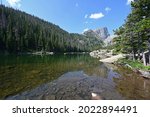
114, 0, 150, 62
0, 5, 103, 54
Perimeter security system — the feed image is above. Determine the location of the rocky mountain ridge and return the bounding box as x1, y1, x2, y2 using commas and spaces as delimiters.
83, 27, 110, 40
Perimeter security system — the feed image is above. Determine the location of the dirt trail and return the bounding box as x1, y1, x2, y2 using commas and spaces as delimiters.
100, 54, 125, 63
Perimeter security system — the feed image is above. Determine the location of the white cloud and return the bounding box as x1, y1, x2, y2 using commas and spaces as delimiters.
89, 12, 104, 19
127, 0, 134, 5
105, 7, 111, 12
83, 28, 89, 32
84, 14, 88, 19
75, 3, 79, 7
6, 0, 21, 7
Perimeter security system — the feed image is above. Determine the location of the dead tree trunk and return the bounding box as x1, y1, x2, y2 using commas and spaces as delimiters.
143, 52, 147, 66
132, 50, 136, 61
137, 33, 141, 60
148, 39, 150, 65
143, 51, 149, 66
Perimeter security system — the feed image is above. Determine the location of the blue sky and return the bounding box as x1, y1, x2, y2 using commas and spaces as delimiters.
3, 0, 134, 35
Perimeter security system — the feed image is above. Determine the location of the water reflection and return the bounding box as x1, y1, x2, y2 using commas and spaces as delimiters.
0, 54, 150, 100
0, 54, 105, 99
114, 67, 150, 99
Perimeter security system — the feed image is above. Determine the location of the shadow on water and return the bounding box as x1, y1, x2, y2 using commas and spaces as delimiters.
0, 54, 150, 100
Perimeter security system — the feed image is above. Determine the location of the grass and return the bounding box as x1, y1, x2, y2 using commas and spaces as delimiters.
118, 58, 150, 71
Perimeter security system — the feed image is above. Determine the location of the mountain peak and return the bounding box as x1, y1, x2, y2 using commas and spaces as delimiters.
83, 27, 110, 40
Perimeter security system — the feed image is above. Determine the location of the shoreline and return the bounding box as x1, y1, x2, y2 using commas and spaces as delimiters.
90, 50, 150, 79
99, 54, 126, 63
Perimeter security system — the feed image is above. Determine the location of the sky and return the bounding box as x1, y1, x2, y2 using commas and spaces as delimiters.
2, 0, 134, 35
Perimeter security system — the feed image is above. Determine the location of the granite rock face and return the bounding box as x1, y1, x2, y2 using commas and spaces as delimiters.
104, 35, 118, 46
83, 27, 110, 40
83, 29, 100, 39
94, 27, 110, 40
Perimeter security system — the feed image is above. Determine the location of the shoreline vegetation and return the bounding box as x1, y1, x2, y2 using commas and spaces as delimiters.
90, 49, 150, 79
0, 51, 89, 56
31, 51, 89, 55
111, 0, 150, 79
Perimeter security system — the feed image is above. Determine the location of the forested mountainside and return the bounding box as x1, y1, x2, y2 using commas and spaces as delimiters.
0, 5, 103, 54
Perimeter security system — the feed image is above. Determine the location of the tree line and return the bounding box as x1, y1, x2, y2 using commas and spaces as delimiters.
113, 0, 150, 63
0, 5, 103, 54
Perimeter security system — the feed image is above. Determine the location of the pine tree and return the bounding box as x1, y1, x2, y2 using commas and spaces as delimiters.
114, 0, 150, 63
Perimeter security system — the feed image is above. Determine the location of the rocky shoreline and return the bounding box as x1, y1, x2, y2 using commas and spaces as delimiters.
32, 51, 54, 55
118, 63, 150, 79
90, 49, 112, 59
90, 49, 150, 79
90, 49, 125, 63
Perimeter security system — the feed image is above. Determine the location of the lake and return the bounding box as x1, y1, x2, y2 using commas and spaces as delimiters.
0, 54, 150, 100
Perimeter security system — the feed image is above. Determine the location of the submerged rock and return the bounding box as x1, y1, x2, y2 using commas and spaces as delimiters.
6, 71, 123, 100
139, 70, 150, 79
